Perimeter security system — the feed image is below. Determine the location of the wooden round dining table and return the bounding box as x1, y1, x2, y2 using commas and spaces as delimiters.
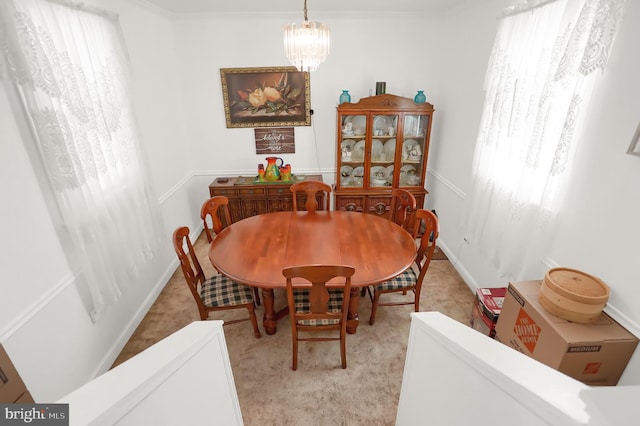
208, 210, 416, 335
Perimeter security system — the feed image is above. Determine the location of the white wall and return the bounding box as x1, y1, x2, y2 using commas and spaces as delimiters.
172, 11, 444, 189
1, 0, 639, 403
428, 0, 640, 384
0, 0, 195, 402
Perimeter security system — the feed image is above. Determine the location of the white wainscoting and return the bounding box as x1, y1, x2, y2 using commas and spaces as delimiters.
396, 312, 640, 425
60, 321, 243, 426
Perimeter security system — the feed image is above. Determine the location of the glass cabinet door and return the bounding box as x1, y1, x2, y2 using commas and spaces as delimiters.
370, 114, 398, 188
400, 114, 429, 187
338, 114, 366, 188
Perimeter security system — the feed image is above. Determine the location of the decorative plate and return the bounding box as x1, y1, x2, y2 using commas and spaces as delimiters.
385, 165, 394, 183
351, 166, 365, 177
370, 166, 387, 186
373, 115, 394, 132
372, 139, 383, 161
383, 138, 396, 161
399, 165, 417, 185
340, 165, 353, 177
341, 140, 355, 152
353, 140, 366, 161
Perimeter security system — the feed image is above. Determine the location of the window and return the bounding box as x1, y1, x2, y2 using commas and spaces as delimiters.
464, 0, 626, 279
0, 0, 163, 321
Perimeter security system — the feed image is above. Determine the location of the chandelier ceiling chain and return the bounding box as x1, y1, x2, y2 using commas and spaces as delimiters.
283, 0, 331, 72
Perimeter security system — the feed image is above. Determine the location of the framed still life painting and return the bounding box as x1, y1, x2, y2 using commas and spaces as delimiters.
220, 66, 311, 128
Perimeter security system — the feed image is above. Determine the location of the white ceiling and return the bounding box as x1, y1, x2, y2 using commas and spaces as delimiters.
142, 0, 475, 14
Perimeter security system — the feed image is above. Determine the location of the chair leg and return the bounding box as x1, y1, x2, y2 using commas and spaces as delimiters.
253, 288, 261, 306
340, 334, 347, 369
292, 332, 298, 371
247, 304, 262, 339
369, 291, 381, 325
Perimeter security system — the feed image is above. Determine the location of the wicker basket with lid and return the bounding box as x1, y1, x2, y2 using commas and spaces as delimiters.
538, 267, 610, 323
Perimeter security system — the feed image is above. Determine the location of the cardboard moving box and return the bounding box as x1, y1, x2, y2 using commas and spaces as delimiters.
495, 280, 639, 386
470, 287, 506, 338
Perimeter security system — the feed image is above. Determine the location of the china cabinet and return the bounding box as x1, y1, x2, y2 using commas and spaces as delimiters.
334, 94, 434, 218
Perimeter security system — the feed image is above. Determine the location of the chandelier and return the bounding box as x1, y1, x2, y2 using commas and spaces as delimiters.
283, 0, 331, 72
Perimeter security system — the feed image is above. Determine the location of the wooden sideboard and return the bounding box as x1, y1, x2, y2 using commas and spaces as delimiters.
208, 174, 325, 222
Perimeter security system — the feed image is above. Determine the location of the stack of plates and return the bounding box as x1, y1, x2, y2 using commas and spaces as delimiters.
370, 166, 387, 186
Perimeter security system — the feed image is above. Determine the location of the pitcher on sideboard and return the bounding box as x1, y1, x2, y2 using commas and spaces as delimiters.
264, 156, 284, 181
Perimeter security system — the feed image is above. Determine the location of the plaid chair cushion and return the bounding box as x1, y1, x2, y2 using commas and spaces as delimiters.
293, 288, 344, 326
200, 274, 254, 307
374, 267, 418, 291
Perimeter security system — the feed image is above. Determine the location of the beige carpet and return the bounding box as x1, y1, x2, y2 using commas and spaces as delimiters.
112, 231, 475, 425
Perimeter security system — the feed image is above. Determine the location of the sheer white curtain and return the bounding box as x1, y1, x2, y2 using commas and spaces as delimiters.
464, 0, 626, 280
0, 0, 163, 321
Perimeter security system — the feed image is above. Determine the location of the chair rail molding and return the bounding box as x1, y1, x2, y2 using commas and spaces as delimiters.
428, 168, 466, 200
0, 272, 76, 341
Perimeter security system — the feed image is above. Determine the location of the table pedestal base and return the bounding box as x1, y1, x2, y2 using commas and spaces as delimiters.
347, 288, 361, 334
261, 288, 289, 335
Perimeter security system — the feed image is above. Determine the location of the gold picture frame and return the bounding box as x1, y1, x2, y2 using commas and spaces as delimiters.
220, 66, 311, 128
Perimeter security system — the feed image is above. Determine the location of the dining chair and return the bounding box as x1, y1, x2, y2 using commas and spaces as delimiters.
389, 188, 417, 235
200, 196, 232, 243
173, 226, 261, 338
367, 209, 439, 325
283, 264, 355, 370
201, 196, 260, 305
290, 180, 332, 212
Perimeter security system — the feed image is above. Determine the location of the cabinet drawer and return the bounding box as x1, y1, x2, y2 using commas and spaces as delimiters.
238, 187, 266, 196
366, 196, 391, 217
266, 186, 291, 196
210, 188, 238, 197
335, 195, 365, 212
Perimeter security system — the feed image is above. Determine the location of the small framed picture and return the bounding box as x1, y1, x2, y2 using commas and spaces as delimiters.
627, 122, 640, 157
220, 66, 311, 128
255, 127, 295, 154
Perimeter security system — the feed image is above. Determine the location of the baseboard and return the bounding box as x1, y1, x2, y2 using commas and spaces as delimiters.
436, 239, 479, 293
